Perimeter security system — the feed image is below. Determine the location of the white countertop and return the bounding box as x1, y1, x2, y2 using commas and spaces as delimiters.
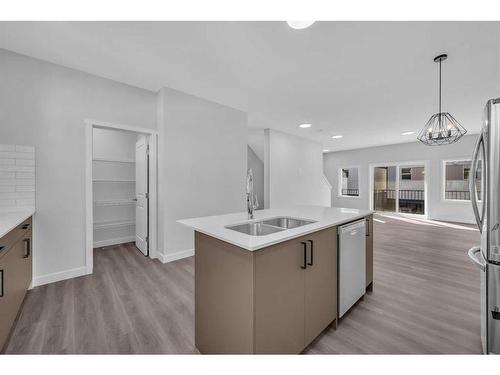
0, 209, 35, 238
178, 206, 373, 251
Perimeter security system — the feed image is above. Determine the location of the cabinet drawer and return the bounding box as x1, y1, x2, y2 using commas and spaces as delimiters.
0, 217, 32, 261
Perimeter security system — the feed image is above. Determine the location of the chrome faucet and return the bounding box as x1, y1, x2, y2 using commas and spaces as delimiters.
246, 168, 259, 219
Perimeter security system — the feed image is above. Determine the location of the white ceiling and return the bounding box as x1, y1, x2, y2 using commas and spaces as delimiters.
0, 21, 499, 151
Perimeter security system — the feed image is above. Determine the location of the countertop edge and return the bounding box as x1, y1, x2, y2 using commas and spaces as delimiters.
0, 210, 35, 238
181, 211, 373, 251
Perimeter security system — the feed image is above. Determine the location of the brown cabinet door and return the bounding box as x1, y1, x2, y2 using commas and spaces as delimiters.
365, 215, 373, 289
0, 237, 30, 350
254, 238, 306, 354
304, 227, 337, 345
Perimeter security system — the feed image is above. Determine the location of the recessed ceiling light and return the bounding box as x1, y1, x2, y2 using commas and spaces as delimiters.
299, 123, 312, 128
322, 149, 330, 153
331, 135, 343, 139
401, 131, 415, 136
287, 21, 315, 30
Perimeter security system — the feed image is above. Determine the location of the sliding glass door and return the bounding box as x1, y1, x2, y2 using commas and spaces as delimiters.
398, 165, 425, 215
373, 166, 397, 212
372, 164, 426, 215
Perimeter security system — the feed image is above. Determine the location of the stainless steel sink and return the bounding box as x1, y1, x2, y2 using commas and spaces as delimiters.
225, 222, 285, 236
225, 216, 316, 236
261, 217, 316, 229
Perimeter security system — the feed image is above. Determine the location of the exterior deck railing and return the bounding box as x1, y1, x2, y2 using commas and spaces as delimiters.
341, 188, 359, 196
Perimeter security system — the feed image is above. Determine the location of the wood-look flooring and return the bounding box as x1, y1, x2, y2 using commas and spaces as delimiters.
6, 215, 482, 354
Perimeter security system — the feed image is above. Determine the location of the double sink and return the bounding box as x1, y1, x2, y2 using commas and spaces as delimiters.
226, 216, 317, 236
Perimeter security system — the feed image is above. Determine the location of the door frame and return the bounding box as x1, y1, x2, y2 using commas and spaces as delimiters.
84, 119, 159, 275
368, 160, 429, 219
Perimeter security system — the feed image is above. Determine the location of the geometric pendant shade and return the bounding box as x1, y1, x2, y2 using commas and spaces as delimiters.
417, 112, 467, 145
417, 54, 467, 146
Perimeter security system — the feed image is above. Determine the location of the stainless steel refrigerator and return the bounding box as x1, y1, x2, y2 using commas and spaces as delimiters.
468, 97, 500, 354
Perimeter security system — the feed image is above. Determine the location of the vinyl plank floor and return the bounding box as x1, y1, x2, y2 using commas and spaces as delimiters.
5, 214, 482, 354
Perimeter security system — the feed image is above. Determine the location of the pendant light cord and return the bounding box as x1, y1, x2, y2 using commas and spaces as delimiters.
439, 59, 442, 114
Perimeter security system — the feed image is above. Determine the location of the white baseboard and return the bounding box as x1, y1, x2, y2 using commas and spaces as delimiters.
157, 248, 194, 263
32, 266, 89, 288
93, 236, 135, 248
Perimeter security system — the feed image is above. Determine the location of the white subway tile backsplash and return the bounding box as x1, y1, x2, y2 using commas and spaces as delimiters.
0, 151, 34, 160
16, 172, 35, 179
0, 192, 34, 200
0, 199, 16, 206
16, 159, 35, 166
0, 144, 35, 210
16, 199, 35, 206
0, 171, 15, 179
16, 185, 35, 192
15, 145, 35, 153
0, 159, 15, 165
0, 165, 35, 172
0, 145, 15, 152
0, 179, 16, 186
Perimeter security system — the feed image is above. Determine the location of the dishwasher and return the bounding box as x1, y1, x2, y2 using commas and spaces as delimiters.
338, 219, 366, 318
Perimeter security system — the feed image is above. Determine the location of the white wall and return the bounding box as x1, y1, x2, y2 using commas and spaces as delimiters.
93, 127, 138, 162
0, 49, 157, 286
157, 87, 247, 261
247, 145, 264, 210
265, 129, 331, 209
323, 135, 479, 223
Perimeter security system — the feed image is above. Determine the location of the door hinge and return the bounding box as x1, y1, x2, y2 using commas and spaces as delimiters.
145, 192, 149, 199
146, 145, 150, 155
145, 236, 149, 243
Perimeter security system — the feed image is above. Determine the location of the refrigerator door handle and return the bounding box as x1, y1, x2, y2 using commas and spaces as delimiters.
470, 131, 485, 232
468, 246, 486, 272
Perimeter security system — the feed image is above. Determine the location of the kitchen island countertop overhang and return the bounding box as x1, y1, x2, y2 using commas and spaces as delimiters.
177, 206, 373, 251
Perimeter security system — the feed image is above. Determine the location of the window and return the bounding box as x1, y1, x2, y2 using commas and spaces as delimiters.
401, 168, 412, 180
339, 167, 359, 197
443, 160, 482, 201
463, 167, 470, 180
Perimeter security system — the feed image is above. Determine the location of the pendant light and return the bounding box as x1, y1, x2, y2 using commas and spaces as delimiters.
417, 54, 467, 145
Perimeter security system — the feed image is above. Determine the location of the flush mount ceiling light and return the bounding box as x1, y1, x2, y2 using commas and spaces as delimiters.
287, 21, 316, 30
299, 123, 312, 128
322, 149, 330, 153
417, 54, 467, 146
401, 131, 415, 136
331, 135, 343, 139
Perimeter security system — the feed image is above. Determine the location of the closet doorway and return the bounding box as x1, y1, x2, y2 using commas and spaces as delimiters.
85, 120, 158, 275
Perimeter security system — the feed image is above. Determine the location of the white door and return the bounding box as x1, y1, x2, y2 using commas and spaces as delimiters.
135, 136, 148, 256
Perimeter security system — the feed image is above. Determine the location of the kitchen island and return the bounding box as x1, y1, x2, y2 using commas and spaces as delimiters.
178, 206, 373, 354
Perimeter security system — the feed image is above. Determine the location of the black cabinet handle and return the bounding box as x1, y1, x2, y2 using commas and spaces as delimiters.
366, 218, 370, 237
300, 242, 307, 269
23, 238, 30, 259
0, 269, 4, 298
21, 223, 30, 230
307, 239, 314, 266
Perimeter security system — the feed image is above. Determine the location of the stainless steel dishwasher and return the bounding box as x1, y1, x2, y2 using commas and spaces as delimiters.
338, 219, 366, 317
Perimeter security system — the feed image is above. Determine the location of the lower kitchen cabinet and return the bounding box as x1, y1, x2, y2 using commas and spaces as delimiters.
0, 217, 33, 352
255, 227, 337, 353
195, 225, 338, 354
304, 227, 337, 345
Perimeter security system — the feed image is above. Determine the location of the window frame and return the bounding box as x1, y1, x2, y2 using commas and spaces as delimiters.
337, 166, 361, 199
441, 158, 481, 203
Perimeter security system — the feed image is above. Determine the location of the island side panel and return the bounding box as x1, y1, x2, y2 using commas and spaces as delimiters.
195, 231, 255, 354
366, 214, 374, 291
